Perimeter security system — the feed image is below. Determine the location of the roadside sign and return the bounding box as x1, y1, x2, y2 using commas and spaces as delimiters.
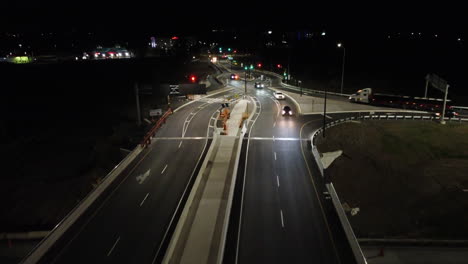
169, 85, 180, 95
426, 74, 448, 92
150, 109, 162, 116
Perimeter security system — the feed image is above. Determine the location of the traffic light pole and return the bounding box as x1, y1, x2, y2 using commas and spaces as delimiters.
244, 70, 247, 97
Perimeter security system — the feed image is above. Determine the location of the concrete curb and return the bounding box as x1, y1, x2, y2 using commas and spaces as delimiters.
162, 132, 221, 264
0, 231, 50, 240
218, 129, 246, 264
310, 130, 366, 264
302, 109, 429, 115
280, 81, 351, 97
21, 145, 143, 264
358, 238, 468, 247
252, 67, 351, 97
309, 113, 468, 264
163, 100, 249, 264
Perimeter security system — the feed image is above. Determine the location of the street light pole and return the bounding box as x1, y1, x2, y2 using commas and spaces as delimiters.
338, 43, 346, 94
244, 70, 247, 97
134, 82, 141, 127
340, 47, 345, 94
323, 84, 327, 138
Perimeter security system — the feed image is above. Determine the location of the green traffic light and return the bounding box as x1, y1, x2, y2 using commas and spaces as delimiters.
244, 66, 248, 70
228, 48, 231, 51
249, 65, 254, 69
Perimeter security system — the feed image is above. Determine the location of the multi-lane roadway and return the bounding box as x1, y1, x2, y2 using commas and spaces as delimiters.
49, 66, 410, 264
50, 86, 243, 264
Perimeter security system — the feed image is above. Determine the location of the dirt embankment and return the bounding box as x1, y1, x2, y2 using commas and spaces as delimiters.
316, 121, 468, 240
0, 59, 216, 233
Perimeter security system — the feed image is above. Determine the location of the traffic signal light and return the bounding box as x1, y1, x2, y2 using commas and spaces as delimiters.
244, 66, 248, 70
257, 63, 262, 68
190, 75, 197, 83
228, 48, 231, 52
249, 65, 254, 70
277, 64, 282, 68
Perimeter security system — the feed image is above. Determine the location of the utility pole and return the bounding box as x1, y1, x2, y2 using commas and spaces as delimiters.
300, 81, 302, 97
135, 82, 141, 126
440, 84, 449, 125
287, 54, 291, 85
340, 47, 346, 94
244, 70, 247, 97
424, 78, 429, 98
323, 85, 328, 138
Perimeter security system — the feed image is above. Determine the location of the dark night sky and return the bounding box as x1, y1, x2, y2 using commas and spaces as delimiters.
2, 1, 467, 35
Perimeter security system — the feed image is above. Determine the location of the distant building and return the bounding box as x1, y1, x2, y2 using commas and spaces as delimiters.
84, 46, 133, 60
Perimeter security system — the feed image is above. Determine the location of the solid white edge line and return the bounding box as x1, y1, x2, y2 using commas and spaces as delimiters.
107, 236, 120, 257
235, 95, 261, 264
140, 193, 149, 207
152, 108, 220, 264
300, 119, 342, 262
280, 210, 285, 228
161, 164, 168, 174
172, 87, 235, 113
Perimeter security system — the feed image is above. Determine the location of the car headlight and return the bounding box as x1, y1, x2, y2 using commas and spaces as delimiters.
349, 96, 352, 100
282, 110, 286, 114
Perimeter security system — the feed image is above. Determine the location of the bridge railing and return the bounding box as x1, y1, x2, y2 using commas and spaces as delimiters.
21, 140, 146, 264
140, 108, 173, 148
310, 112, 468, 264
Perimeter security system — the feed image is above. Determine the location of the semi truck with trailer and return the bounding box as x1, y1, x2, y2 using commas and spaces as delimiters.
348, 88, 458, 117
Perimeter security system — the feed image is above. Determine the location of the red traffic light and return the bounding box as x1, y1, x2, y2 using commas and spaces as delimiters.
277, 64, 282, 68
190, 75, 197, 83
257, 63, 262, 68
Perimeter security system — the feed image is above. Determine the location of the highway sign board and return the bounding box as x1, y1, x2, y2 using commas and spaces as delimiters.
169, 85, 180, 95
425, 74, 448, 92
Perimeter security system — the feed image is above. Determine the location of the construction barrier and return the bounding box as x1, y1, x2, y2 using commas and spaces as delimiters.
140, 108, 173, 148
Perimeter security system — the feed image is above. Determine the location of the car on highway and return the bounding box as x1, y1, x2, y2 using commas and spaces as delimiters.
230, 73, 239, 80
432, 110, 459, 118
273, 91, 285, 100
254, 82, 265, 88
282, 105, 292, 116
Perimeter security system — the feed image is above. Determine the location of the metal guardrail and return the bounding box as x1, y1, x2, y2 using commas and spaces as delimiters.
251, 68, 352, 98
310, 128, 367, 264
140, 108, 173, 148
309, 113, 468, 264
21, 143, 144, 264
452, 105, 468, 110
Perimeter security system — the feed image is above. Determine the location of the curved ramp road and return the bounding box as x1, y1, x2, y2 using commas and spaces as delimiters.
49, 87, 243, 264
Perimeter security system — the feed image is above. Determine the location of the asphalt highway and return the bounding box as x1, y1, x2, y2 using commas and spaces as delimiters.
232, 80, 346, 264
48, 65, 449, 264
50, 87, 243, 264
